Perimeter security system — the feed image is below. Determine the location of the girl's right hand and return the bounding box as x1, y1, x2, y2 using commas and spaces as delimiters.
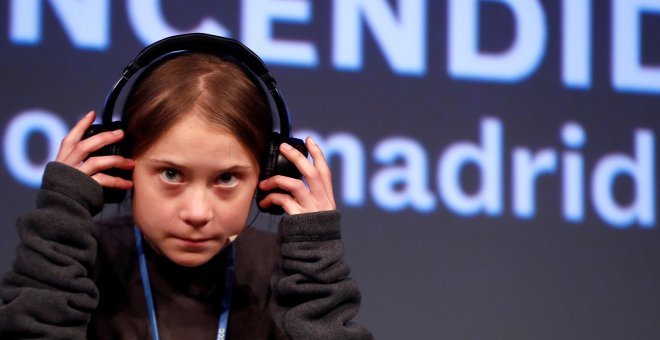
55, 111, 134, 189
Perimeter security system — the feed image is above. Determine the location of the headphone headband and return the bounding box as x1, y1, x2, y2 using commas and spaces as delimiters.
102, 33, 291, 136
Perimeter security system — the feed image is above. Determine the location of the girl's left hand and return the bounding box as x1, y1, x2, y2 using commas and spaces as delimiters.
258, 137, 336, 215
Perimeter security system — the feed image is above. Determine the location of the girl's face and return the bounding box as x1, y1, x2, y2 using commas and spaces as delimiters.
131, 112, 260, 267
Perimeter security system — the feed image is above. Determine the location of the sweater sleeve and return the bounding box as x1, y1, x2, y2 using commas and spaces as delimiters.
271, 211, 373, 340
0, 162, 104, 340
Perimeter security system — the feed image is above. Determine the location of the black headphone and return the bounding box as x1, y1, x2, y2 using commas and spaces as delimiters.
84, 33, 307, 215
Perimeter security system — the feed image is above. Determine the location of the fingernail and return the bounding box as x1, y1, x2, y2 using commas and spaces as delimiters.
281, 143, 292, 151
112, 129, 123, 135
308, 136, 316, 145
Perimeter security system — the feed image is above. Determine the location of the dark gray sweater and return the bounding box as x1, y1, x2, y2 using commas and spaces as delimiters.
0, 162, 372, 339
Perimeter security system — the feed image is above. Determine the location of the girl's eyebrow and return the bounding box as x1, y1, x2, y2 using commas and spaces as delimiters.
144, 158, 187, 170
144, 158, 254, 173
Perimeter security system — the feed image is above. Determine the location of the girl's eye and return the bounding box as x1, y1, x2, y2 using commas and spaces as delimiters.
160, 168, 183, 183
217, 173, 238, 187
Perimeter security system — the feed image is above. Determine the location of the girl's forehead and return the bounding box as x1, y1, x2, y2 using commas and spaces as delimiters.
157, 113, 232, 143
141, 114, 258, 169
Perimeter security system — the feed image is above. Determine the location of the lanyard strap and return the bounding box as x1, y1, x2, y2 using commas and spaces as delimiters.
134, 226, 235, 340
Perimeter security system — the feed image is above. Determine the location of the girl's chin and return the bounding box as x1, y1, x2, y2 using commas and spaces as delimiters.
151, 238, 229, 267
167, 252, 215, 267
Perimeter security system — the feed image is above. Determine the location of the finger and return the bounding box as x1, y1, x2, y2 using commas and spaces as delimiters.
91, 172, 133, 190
62, 129, 125, 167
306, 137, 335, 207
258, 192, 302, 215
279, 142, 326, 197
79, 155, 134, 177
56, 111, 96, 162
259, 175, 335, 212
259, 175, 310, 201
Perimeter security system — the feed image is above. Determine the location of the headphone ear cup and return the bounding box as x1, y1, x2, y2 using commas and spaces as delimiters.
256, 133, 308, 215
82, 121, 132, 204
259, 135, 280, 182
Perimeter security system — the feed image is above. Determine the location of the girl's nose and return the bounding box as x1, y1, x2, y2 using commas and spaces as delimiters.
178, 187, 214, 227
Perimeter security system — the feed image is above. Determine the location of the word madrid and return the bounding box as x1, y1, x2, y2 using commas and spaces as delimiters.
7, 0, 660, 93
3, 110, 656, 229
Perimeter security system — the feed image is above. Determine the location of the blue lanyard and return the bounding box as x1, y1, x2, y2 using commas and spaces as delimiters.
134, 226, 235, 340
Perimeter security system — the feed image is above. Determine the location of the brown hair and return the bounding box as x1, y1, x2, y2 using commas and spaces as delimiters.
122, 53, 272, 166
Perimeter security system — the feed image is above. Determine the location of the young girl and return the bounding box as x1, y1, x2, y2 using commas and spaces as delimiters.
0, 35, 372, 339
